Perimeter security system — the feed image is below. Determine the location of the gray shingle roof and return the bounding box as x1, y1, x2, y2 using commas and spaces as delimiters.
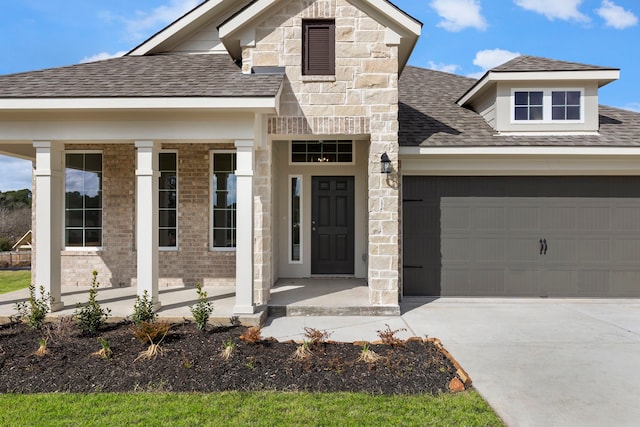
0, 54, 283, 98
399, 66, 640, 147
492, 55, 618, 72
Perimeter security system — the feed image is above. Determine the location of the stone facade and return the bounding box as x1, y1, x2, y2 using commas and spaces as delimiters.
242, 0, 401, 304
59, 143, 237, 289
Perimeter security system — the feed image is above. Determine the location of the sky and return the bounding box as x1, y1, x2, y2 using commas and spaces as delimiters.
0, 0, 639, 191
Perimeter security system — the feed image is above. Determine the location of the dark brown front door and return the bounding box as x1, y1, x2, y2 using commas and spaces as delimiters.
311, 176, 355, 274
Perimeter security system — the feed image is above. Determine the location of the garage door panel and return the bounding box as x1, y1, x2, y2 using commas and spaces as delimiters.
505, 269, 540, 296
403, 176, 640, 298
404, 268, 440, 296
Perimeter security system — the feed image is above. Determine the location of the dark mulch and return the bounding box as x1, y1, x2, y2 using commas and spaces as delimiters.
0, 321, 460, 394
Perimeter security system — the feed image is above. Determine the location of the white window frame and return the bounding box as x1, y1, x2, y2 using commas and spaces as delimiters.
289, 175, 303, 264
289, 140, 356, 165
159, 150, 178, 252
209, 150, 237, 252
511, 88, 584, 124
63, 150, 103, 251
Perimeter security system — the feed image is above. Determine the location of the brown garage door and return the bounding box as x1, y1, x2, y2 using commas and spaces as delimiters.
403, 176, 640, 297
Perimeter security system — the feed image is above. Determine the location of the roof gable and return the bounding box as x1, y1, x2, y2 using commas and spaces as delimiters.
128, 0, 252, 56
217, 0, 422, 72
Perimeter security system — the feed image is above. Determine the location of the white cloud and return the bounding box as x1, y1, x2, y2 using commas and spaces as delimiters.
427, 61, 461, 74
0, 156, 32, 191
103, 0, 203, 41
621, 102, 640, 112
80, 51, 127, 64
430, 0, 488, 31
596, 0, 638, 29
514, 0, 590, 22
473, 48, 521, 70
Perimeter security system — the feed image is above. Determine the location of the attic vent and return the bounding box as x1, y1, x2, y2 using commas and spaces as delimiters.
303, 20, 335, 76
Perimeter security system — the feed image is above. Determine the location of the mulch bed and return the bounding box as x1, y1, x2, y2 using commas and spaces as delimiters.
0, 321, 467, 394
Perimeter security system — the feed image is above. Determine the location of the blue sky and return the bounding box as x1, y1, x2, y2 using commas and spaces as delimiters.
1, 0, 639, 191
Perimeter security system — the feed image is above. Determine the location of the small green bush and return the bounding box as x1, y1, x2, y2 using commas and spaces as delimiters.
189, 283, 214, 331
74, 271, 111, 335
131, 290, 157, 326
13, 284, 52, 329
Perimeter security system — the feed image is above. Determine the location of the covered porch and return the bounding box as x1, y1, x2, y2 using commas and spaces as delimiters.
0, 279, 399, 326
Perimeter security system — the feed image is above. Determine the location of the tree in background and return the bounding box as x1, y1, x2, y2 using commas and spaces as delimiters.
0, 190, 32, 251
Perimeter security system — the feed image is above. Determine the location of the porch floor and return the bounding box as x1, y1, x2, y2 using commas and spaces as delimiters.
0, 279, 400, 327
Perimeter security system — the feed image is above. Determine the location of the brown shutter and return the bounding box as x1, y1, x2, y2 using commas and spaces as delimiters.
303, 20, 335, 75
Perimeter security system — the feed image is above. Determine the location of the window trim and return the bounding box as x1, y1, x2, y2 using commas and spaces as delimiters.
159, 150, 178, 252
511, 88, 585, 124
288, 140, 355, 165
209, 150, 237, 252
63, 150, 103, 251
289, 175, 303, 264
302, 19, 336, 76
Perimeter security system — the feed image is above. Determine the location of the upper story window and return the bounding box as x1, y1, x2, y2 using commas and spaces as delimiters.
514, 91, 543, 121
159, 152, 177, 249
65, 152, 102, 248
512, 89, 583, 123
302, 20, 335, 76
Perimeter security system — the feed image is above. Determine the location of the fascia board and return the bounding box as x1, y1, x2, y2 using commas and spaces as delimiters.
128, 0, 229, 56
400, 146, 640, 157
457, 69, 620, 106
0, 97, 278, 112
218, 0, 281, 39
364, 0, 422, 36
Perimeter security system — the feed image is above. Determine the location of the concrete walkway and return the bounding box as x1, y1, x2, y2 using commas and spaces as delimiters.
262, 298, 640, 427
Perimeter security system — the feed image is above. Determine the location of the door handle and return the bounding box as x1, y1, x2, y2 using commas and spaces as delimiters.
539, 238, 548, 255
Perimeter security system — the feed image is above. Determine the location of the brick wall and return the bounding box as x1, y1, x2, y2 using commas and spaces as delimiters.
60, 143, 237, 288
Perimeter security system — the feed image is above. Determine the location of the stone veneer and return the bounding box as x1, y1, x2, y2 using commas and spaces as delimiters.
243, 0, 401, 305
58, 143, 237, 289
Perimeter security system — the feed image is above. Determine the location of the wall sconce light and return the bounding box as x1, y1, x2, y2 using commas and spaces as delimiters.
380, 152, 392, 174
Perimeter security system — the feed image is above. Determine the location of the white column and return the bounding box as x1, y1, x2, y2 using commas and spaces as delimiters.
135, 141, 160, 308
33, 141, 64, 311
234, 140, 255, 314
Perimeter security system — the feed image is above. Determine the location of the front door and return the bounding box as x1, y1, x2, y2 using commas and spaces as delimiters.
311, 176, 355, 274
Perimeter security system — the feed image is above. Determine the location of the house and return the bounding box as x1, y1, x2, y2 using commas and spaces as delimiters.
0, 0, 639, 317
11, 230, 32, 252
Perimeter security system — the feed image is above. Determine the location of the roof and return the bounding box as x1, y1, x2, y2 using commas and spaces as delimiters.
399, 66, 640, 147
0, 54, 284, 99
491, 55, 618, 73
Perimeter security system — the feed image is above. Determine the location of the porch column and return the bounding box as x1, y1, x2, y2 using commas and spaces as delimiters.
234, 140, 255, 314
33, 141, 64, 311
135, 141, 160, 308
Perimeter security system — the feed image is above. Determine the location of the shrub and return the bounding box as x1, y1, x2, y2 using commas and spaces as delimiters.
189, 283, 214, 331
14, 284, 52, 329
131, 290, 157, 326
376, 324, 406, 347
131, 321, 171, 344
239, 326, 262, 343
304, 327, 332, 346
74, 271, 111, 335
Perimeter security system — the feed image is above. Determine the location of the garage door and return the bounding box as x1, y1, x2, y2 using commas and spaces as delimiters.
403, 176, 640, 297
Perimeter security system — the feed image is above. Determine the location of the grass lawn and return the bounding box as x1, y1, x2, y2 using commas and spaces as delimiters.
0, 391, 503, 426
0, 270, 30, 294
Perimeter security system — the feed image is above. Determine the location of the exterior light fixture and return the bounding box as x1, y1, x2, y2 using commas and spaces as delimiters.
380, 152, 392, 174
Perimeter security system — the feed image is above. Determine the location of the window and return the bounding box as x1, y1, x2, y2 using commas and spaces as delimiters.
65, 153, 102, 248
290, 176, 302, 263
552, 91, 581, 120
291, 140, 353, 163
159, 152, 177, 249
512, 89, 583, 123
302, 20, 335, 76
211, 152, 236, 249
514, 91, 543, 121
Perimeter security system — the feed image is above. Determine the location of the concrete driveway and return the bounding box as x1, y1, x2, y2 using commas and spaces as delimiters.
263, 299, 640, 427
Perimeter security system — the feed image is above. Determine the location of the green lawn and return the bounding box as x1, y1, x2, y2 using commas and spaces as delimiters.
0, 270, 30, 294
0, 391, 503, 426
